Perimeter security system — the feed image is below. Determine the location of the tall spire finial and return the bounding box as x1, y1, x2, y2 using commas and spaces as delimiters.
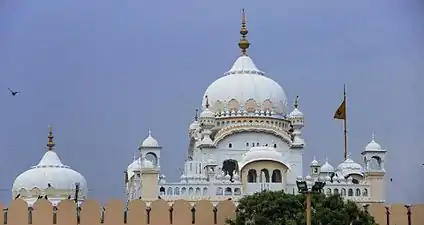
238, 8, 250, 56
371, 132, 375, 141
46, 125, 55, 151
294, 96, 299, 109
205, 95, 210, 109
148, 129, 152, 136
194, 108, 199, 121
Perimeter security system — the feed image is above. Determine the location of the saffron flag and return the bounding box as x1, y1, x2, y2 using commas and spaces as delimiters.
334, 99, 346, 120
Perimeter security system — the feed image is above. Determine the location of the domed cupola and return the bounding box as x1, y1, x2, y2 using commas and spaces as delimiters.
288, 96, 305, 148
199, 96, 215, 129
202, 9, 288, 117
12, 126, 87, 206
320, 157, 335, 174
364, 133, 383, 151
189, 109, 200, 131
126, 154, 142, 180
239, 146, 290, 170
139, 129, 160, 149
335, 154, 364, 177
138, 129, 162, 168
289, 96, 304, 119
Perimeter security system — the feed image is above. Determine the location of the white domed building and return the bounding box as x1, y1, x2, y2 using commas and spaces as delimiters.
12, 126, 87, 206
124, 11, 387, 204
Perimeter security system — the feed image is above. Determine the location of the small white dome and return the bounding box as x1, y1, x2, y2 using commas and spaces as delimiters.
200, 108, 214, 118
289, 108, 303, 117
13, 150, 87, 200
202, 55, 288, 114
126, 156, 141, 179
189, 121, 200, 130
320, 159, 334, 173
365, 134, 383, 151
239, 146, 290, 170
310, 157, 320, 167
336, 156, 363, 177
140, 129, 160, 148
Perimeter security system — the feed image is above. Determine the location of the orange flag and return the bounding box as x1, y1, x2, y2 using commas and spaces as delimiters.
334, 99, 346, 120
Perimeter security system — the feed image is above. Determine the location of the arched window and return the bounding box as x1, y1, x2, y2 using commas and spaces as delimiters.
271, 169, 282, 183
326, 188, 332, 196
333, 188, 339, 195
228, 143, 232, 148
348, 189, 353, 196
247, 169, 257, 183
216, 187, 223, 195
352, 178, 359, 184
260, 169, 270, 183
369, 156, 382, 170
167, 187, 173, 195
355, 188, 361, 196
234, 188, 241, 195
145, 152, 159, 167
224, 187, 232, 196
363, 188, 368, 196
222, 159, 239, 181
273, 144, 277, 148
159, 187, 165, 195
174, 187, 180, 195
341, 188, 346, 196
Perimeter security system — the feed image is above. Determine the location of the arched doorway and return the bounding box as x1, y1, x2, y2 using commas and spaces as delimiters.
222, 159, 239, 181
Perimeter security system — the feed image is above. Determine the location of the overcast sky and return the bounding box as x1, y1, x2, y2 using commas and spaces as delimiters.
0, 0, 423, 204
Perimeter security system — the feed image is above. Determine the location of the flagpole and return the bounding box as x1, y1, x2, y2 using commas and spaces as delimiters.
343, 84, 348, 160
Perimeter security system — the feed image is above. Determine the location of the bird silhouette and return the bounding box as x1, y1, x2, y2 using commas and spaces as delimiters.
8, 88, 20, 96
390, 178, 393, 182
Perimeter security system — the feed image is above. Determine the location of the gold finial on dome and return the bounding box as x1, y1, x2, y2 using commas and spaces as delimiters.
205, 95, 210, 109
238, 8, 250, 55
294, 96, 299, 109
46, 125, 55, 151
194, 108, 199, 121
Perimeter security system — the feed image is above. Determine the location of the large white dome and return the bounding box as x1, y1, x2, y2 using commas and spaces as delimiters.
239, 146, 290, 170
202, 55, 288, 115
12, 127, 87, 205
12, 150, 87, 201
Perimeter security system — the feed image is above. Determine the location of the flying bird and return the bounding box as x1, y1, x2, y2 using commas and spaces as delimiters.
8, 88, 20, 96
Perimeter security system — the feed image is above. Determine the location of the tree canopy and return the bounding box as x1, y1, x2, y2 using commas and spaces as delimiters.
227, 190, 377, 225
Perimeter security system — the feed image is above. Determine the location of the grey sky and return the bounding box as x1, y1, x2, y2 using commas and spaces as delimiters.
0, 0, 423, 204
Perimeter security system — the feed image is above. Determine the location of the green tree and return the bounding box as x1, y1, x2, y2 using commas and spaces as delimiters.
227, 190, 377, 225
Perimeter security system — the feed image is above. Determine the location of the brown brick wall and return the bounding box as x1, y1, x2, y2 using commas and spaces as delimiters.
1, 199, 423, 225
